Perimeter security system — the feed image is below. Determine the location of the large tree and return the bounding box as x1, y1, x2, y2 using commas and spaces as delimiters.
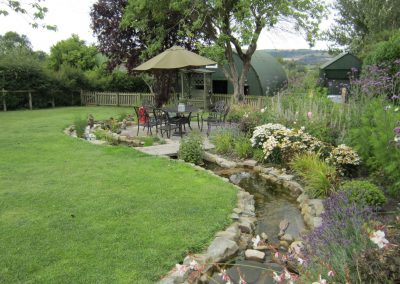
326, 0, 400, 54
91, 0, 213, 105
48, 34, 98, 72
0, 31, 32, 55
182, 0, 326, 102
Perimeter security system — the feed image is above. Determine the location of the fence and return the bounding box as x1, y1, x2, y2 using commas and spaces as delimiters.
81, 91, 268, 109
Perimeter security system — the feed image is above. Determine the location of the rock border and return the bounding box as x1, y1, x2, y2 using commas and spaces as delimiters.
203, 152, 325, 230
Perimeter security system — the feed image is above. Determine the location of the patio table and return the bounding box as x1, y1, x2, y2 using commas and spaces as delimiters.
162, 105, 202, 129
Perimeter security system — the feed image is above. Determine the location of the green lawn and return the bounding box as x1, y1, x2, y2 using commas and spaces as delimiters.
0, 107, 237, 283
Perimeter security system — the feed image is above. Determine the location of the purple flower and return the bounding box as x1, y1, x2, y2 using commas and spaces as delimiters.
394, 127, 400, 134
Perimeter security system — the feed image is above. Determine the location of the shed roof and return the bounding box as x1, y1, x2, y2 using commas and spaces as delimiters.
251, 50, 287, 94
320, 52, 362, 70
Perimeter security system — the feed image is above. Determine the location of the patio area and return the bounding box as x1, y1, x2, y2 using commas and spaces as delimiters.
120, 120, 215, 156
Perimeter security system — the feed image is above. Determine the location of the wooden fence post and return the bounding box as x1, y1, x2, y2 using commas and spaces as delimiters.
117, 92, 120, 106
2, 89, 6, 112
80, 89, 83, 106
257, 97, 262, 109
28, 91, 33, 110
95, 92, 98, 106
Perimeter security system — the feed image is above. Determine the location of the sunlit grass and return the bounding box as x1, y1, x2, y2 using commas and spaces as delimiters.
0, 107, 237, 283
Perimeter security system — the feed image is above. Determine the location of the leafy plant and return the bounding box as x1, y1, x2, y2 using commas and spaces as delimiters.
291, 153, 338, 198
211, 128, 236, 155
117, 111, 129, 122
143, 137, 154, 147
252, 148, 265, 163
234, 135, 253, 159
73, 116, 88, 138
340, 180, 387, 207
178, 131, 204, 165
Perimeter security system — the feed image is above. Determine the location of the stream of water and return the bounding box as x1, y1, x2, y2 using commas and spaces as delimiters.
205, 164, 306, 284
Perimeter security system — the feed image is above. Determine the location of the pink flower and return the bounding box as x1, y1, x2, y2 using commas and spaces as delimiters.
239, 275, 247, 284
189, 260, 198, 270
175, 264, 187, 276
327, 270, 335, 277
307, 111, 313, 119
272, 272, 281, 282
274, 252, 280, 259
219, 269, 231, 282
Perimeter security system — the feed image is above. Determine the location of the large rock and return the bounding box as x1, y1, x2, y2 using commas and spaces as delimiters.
245, 249, 265, 262
289, 241, 304, 255
278, 219, 290, 237
206, 237, 239, 263
242, 159, 258, 168
308, 199, 325, 216
280, 233, 294, 244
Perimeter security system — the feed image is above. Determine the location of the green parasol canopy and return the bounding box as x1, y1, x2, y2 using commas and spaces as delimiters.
133, 46, 216, 71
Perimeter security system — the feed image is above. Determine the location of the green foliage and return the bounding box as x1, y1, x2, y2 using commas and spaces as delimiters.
364, 30, 400, 73
0, 1, 56, 30
178, 131, 204, 165
0, 31, 32, 55
143, 137, 154, 147
340, 180, 387, 207
347, 98, 400, 193
234, 135, 253, 159
73, 116, 88, 138
192, 0, 325, 101
261, 93, 354, 145
326, 0, 400, 53
48, 34, 98, 72
252, 148, 265, 163
211, 128, 236, 155
291, 153, 338, 198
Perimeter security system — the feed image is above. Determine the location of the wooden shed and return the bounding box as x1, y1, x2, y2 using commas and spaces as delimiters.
320, 52, 362, 95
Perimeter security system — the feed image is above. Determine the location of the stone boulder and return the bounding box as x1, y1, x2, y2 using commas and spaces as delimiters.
206, 237, 239, 263
245, 249, 265, 262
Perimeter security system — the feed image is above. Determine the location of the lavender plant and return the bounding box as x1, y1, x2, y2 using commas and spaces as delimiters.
301, 191, 374, 283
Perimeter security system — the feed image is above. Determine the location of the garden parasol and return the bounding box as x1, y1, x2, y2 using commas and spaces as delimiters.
133, 46, 216, 71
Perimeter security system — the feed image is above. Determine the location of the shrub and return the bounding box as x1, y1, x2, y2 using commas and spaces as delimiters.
73, 116, 88, 138
301, 191, 374, 283
143, 137, 154, 147
178, 131, 203, 165
291, 153, 338, 198
252, 148, 265, 163
347, 97, 400, 193
234, 135, 253, 159
340, 180, 387, 207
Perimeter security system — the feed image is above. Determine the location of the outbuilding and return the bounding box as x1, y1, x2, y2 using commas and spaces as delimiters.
320, 52, 362, 95
185, 50, 287, 100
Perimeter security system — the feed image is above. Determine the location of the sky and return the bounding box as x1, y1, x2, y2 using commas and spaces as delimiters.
0, 0, 331, 53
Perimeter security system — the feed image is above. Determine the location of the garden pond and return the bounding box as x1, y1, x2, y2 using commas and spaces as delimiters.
204, 162, 306, 284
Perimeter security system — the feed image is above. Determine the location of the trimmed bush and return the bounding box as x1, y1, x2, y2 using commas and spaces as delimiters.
340, 180, 387, 207
291, 153, 338, 198
178, 131, 203, 165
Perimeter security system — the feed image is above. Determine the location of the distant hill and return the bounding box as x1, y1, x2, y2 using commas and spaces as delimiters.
263, 49, 333, 66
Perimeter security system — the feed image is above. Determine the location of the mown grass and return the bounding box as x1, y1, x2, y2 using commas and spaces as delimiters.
0, 107, 237, 283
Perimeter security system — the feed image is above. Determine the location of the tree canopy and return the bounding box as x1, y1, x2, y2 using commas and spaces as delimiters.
326, 0, 400, 54
48, 35, 98, 71
182, 0, 326, 101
